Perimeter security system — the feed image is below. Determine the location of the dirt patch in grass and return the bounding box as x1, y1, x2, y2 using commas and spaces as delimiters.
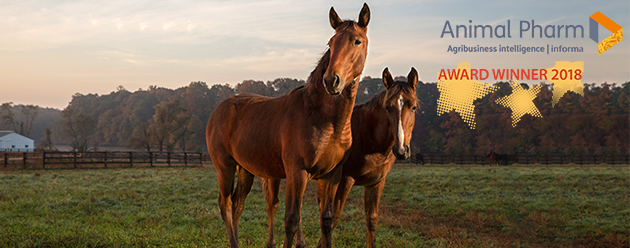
375, 200, 628, 248
376, 201, 532, 248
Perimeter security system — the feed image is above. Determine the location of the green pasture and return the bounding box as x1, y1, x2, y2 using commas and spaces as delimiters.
0, 164, 628, 247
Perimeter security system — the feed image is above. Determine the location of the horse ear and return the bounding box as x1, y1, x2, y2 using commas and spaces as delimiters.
358, 3, 370, 28
382, 67, 394, 89
407, 67, 418, 89
329, 7, 342, 29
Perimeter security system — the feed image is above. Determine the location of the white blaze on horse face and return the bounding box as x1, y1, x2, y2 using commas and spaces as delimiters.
397, 94, 405, 150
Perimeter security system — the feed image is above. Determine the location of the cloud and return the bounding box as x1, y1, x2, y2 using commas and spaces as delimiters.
0, 0, 628, 109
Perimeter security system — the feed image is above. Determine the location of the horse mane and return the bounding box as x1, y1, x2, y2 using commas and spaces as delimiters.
307, 49, 330, 87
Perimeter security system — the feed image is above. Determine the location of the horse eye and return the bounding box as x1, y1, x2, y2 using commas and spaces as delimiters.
354, 39, 361, 45
412, 106, 417, 111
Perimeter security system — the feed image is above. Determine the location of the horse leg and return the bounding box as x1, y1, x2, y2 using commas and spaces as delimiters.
263, 178, 281, 248
283, 169, 308, 248
232, 165, 255, 239
295, 219, 306, 248
264, 178, 306, 248
316, 165, 343, 248
213, 157, 240, 248
332, 176, 355, 229
364, 180, 386, 248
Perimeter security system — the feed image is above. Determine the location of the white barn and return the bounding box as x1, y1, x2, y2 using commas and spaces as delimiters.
0, 131, 34, 152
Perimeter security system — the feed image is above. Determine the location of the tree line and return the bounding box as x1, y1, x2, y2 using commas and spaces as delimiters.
1, 78, 628, 156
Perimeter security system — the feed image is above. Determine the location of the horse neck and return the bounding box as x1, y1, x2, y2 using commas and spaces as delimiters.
355, 92, 395, 152
304, 50, 359, 129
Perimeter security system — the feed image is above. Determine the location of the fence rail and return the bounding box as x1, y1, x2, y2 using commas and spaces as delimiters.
1, 152, 627, 169
415, 154, 629, 165
1, 151, 210, 169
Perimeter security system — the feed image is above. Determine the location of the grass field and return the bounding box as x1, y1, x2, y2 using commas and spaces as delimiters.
0, 164, 628, 247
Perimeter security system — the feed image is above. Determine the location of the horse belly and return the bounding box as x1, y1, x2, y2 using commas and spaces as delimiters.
346, 153, 394, 186
229, 127, 286, 179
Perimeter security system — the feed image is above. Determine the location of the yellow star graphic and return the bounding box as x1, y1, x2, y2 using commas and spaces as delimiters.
495, 81, 543, 127
547, 61, 584, 107
437, 61, 497, 129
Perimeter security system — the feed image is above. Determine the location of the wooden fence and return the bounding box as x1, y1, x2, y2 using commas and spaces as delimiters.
0, 151, 210, 169
415, 154, 629, 165
1, 152, 627, 169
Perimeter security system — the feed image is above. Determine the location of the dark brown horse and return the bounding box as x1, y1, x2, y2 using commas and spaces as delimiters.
415, 153, 424, 165
331, 67, 418, 247
484, 150, 512, 166
262, 67, 419, 248
206, 4, 370, 248
484, 150, 499, 166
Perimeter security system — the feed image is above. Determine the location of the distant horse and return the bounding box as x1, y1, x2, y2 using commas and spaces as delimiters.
415, 153, 424, 165
206, 4, 370, 248
263, 67, 418, 248
484, 150, 510, 166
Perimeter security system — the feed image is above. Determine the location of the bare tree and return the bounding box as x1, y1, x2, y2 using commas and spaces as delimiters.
0, 102, 17, 131
20, 105, 38, 137
61, 108, 95, 152
0, 102, 39, 137
127, 123, 154, 152
37, 128, 57, 151
173, 115, 194, 152
151, 100, 190, 152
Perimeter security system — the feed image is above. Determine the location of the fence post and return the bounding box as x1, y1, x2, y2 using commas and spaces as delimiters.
73, 152, 77, 168
198, 153, 203, 166
42, 152, 46, 169
167, 152, 171, 166
544, 155, 547, 165
184, 153, 188, 167
3, 152, 6, 168
524, 155, 527, 164
129, 152, 133, 168
104, 152, 108, 168
150, 152, 153, 167
23, 152, 26, 168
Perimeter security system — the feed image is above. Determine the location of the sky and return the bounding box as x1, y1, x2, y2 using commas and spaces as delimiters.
1, 0, 628, 109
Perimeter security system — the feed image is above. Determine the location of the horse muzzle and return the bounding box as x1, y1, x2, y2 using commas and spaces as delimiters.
323, 74, 345, 95
393, 144, 410, 160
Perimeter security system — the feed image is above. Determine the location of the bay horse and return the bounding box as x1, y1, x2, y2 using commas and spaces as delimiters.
206, 4, 370, 248
415, 153, 424, 165
484, 150, 499, 166
484, 150, 511, 166
331, 67, 418, 247
262, 67, 419, 248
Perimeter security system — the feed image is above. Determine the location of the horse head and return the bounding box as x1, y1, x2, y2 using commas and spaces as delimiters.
382, 67, 419, 160
323, 3, 370, 95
